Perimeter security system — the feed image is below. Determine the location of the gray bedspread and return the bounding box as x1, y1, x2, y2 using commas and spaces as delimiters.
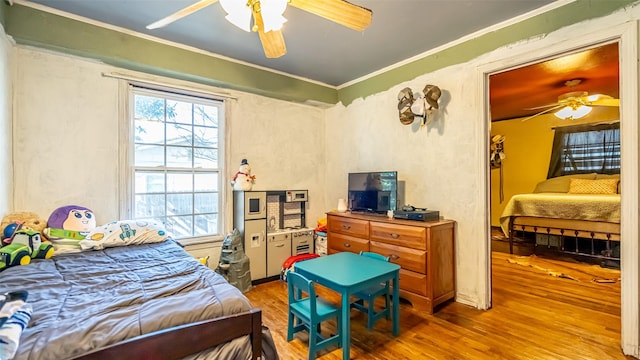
0, 239, 278, 360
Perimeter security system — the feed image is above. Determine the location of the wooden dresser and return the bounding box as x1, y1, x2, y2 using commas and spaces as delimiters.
326, 212, 455, 313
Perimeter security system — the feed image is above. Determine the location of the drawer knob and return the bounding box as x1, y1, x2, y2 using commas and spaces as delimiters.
389, 254, 400, 260
343, 225, 351, 230
344, 243, 351, 248
390, 233, 400, 239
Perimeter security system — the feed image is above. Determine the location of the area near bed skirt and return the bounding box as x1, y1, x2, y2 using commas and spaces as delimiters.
0, 240, 278, 360
500, 193, 621, 236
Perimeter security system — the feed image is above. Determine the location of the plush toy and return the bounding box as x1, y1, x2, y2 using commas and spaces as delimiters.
43, 205, 96, 241
1, 211, 47, 239
0, 211, 54, 270
230, 159, 256, 191
0, 228, 54, 271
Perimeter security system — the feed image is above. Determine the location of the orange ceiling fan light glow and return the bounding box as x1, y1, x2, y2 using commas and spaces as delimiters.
554, 105, 592, 120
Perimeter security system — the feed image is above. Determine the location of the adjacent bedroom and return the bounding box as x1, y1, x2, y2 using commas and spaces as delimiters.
488, 41, 621, 328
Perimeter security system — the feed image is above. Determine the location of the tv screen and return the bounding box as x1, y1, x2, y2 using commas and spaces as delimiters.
348, 171, 398, 214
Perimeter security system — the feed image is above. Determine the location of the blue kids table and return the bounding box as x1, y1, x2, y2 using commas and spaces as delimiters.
294, 252, 401, 360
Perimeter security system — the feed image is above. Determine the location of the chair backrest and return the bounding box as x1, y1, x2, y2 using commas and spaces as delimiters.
359, 251, 390, 262
287, 271, 317, 314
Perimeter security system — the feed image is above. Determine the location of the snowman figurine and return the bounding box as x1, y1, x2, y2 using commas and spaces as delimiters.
231, 159, 256, 191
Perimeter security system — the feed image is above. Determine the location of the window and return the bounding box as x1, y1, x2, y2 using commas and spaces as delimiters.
126, 85, 225, 240
547, 122, 620, 178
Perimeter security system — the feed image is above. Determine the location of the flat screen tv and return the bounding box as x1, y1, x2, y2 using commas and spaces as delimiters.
348, 171, 398, 214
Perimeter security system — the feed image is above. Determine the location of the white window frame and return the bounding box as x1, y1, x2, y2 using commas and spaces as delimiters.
119, 80, 227, 244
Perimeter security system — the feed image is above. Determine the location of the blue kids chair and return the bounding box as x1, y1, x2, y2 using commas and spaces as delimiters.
287, 271, 341, 359
350, 251, 392, 330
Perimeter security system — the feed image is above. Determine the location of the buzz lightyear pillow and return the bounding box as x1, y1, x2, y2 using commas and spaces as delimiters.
44, 205, 97, 254
79, 220, 169, 251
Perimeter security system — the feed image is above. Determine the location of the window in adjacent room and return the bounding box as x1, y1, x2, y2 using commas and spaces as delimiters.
547, 122, 620, 178
126, 85, 225, 240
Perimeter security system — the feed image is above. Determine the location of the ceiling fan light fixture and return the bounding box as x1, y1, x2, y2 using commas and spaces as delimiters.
554, 105, 592, 120
262, 14, 287, 32
586, 94, 602, 102
220, 0, 253, 32
260, 0, 288, 32
225, 12, 252, 32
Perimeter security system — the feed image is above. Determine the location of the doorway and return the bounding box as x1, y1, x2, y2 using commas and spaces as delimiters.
478, 22, 639, 356
489, 42, 620, 260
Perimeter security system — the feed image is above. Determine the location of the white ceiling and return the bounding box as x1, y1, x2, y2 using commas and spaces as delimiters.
22, 0, 558, 86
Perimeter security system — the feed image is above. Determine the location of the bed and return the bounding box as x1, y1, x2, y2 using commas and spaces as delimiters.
0, 222, 279, 360
499, 174, 621, 262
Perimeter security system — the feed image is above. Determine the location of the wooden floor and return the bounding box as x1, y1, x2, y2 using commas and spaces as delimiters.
245, 252, 631, 360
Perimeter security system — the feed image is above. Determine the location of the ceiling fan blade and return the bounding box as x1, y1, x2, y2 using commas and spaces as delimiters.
146, 0, 219, 29
254, 10, 287, 58
289, 0, 372, 31
590, 98, 620, 107
258, 29, 287, 58
521, 104, 564, 122
524, 103, 560, 110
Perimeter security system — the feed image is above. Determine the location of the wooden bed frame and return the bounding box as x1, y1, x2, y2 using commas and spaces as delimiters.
508, 216, 620, 262
73, 308, 263, 360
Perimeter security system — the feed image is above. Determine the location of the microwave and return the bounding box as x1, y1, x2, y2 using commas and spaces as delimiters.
238, 191, 266, 220
285, 190, 308, 203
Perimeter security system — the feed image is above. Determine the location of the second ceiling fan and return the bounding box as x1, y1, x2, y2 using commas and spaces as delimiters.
522, 79, 620, 121
146, 0, 373, 58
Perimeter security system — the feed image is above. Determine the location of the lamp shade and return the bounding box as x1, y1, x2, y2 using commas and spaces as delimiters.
220, 0, 252, 32
554, 105, 592, 120
261, 0, 288, 32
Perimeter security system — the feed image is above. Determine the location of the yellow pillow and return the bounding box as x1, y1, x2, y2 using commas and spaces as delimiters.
533, 173, 597, 193
568, 178, 619, 194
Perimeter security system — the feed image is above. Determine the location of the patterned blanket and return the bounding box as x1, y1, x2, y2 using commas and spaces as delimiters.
500, 193, 621, 236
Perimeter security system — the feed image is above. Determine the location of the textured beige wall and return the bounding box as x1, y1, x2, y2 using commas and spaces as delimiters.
0, 25, 12, 215
13, 48, 326, 229
13, 49, 120, 223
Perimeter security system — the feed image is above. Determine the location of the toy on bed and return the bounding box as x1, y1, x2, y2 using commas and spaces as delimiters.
1, 211, 47, 237
231, 159, 256, 191
0, 232, 32, 271
43, 205, 96, 254
0, 290, 33, 360
0, 211, 54, 270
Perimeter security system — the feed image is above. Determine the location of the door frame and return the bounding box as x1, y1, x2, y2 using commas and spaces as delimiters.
476, 21, 639, 356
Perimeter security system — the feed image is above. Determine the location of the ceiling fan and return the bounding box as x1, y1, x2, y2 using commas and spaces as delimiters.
146, 0, 373, 59
522, 80, 620, 122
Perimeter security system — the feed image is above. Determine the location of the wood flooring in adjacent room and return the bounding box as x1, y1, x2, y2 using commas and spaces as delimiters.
244, 252, 629, 360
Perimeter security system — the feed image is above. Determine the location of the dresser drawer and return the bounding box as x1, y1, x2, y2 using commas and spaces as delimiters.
370, 222, 426, 250
328, 232, 370, 254
399, 268, 427, 297
370, 240, 426, 274
328, 215, 369, 238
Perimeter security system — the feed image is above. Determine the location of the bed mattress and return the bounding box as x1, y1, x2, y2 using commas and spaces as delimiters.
500, 193, 621, 236
0, 240, 270, 360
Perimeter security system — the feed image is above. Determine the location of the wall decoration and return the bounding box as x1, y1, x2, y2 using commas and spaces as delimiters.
397, 87, 415, 125
490, 134, 506, 202
411, 84, 442, 127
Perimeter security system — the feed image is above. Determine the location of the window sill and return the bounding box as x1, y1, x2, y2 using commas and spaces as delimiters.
177, 236, 224, 247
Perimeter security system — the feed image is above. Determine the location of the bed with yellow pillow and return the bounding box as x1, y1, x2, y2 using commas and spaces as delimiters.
499, 173, 621, 260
